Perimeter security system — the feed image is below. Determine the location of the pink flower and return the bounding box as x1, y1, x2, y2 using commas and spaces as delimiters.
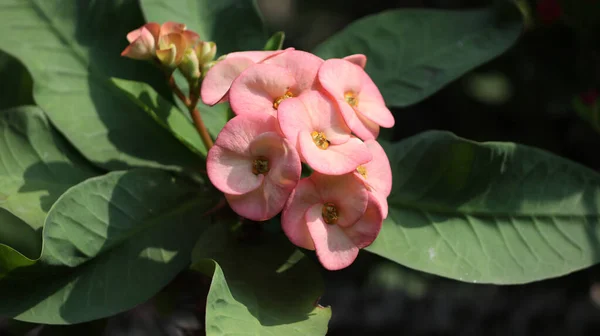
282, 173, 383, 270
228, 50, 324, 117
318, 58, 395, 140
201, 49, 292, 106
121, 22, 160, 60
354, 140, 392, 218
207, 114, 301, 221
278, 90, 372, 175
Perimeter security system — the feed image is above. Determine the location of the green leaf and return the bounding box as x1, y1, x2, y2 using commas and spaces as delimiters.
192, 225, 331, 335
313, 8, 522, 107
0, 51, 34, 109
140, 0, 267, 55
367, 131, 600, 284
112, 78, 207, 157
0, 169, 220, 324
0, 106, 97, 229
0, 209, 36, 277
0, 106, 97, 274
0, 0, 202, 171
264, 31, 285, 51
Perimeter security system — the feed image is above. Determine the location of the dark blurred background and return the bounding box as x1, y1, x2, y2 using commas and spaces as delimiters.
1, 0, 600, 335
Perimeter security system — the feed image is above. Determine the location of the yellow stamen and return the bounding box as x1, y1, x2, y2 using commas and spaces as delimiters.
311, 131, 330, 150
273, 90, 294, 109
356, 165, 368, 178
344, 91, 359, 107
322, 203, 339, 225
252, 157, 269, 175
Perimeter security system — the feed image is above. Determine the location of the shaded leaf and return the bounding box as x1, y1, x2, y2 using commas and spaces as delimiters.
192, 225, 331, 335
112, 78, 207, 157
367, 131, 600, 284
0, 169, 220, 324
0, 106, 97, 274
314, 8, 522, 107
0, 0, 202, 171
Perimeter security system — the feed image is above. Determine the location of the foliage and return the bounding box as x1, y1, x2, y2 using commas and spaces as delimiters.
1, 0, 598, 335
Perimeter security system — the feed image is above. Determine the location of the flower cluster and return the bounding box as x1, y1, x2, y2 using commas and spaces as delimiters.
121, 21, 216, 80
204, 48, 394, 270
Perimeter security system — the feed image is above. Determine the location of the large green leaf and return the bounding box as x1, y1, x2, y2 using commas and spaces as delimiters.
192, 225, 331, 335
0, 106, 97, 274
314, 8, 522, 107
367, 131, 600, 284
0, 169, 220, 324
0, 0, 202, 171
140, 0, 267, 55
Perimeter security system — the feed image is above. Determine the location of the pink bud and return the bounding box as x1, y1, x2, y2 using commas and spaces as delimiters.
278, 90, 372, 175
207, 114, 301, 221
282, 173, 382, 270
318, 59, 395, 140
121, 23, 160, 60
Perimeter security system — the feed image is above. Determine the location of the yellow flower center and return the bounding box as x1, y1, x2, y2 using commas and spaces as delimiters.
311, 131, 330, 150
344, 91, 359, 107
273, 90, 294, 109
322, 203, 339, 225
252, 157, 269, 175
356, 165, 368, 178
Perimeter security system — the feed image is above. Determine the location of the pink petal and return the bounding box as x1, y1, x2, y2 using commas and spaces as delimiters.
310, 173, 368, 228
282, 178, 320, 250
363, 140, 392, 196
343, 54, 367, 69
299, 133, 372, 175
318, 58, 363, 100
300, 91, 350, 145
126, 23, 159, 43
201, 57, 255, 106
225, 183, 281, 221
182, 30, 200, 46
265, 50, 324, 93
343, 195, 383, 248
121, 26, 158, 60
277, 96, 314, 149
305, 203, 359, 270
227, 48, 292, 63
200, 49, 291, 106
249, 132, 301, 192
369, 189, 389, 219
207, 146, 263, 195
331, 102, 379, 140
357, 81, 395, 128
160, 22, 186, 35
229, 63, 297, 117
278, 91, 349, 149
213, 114, 279, 155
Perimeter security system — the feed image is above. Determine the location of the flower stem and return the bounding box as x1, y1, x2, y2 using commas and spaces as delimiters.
167, 76, 214, 150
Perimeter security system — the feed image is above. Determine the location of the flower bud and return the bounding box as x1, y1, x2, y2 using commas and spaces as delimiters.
196, 41, 217, 65
178, 48, 201, 81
